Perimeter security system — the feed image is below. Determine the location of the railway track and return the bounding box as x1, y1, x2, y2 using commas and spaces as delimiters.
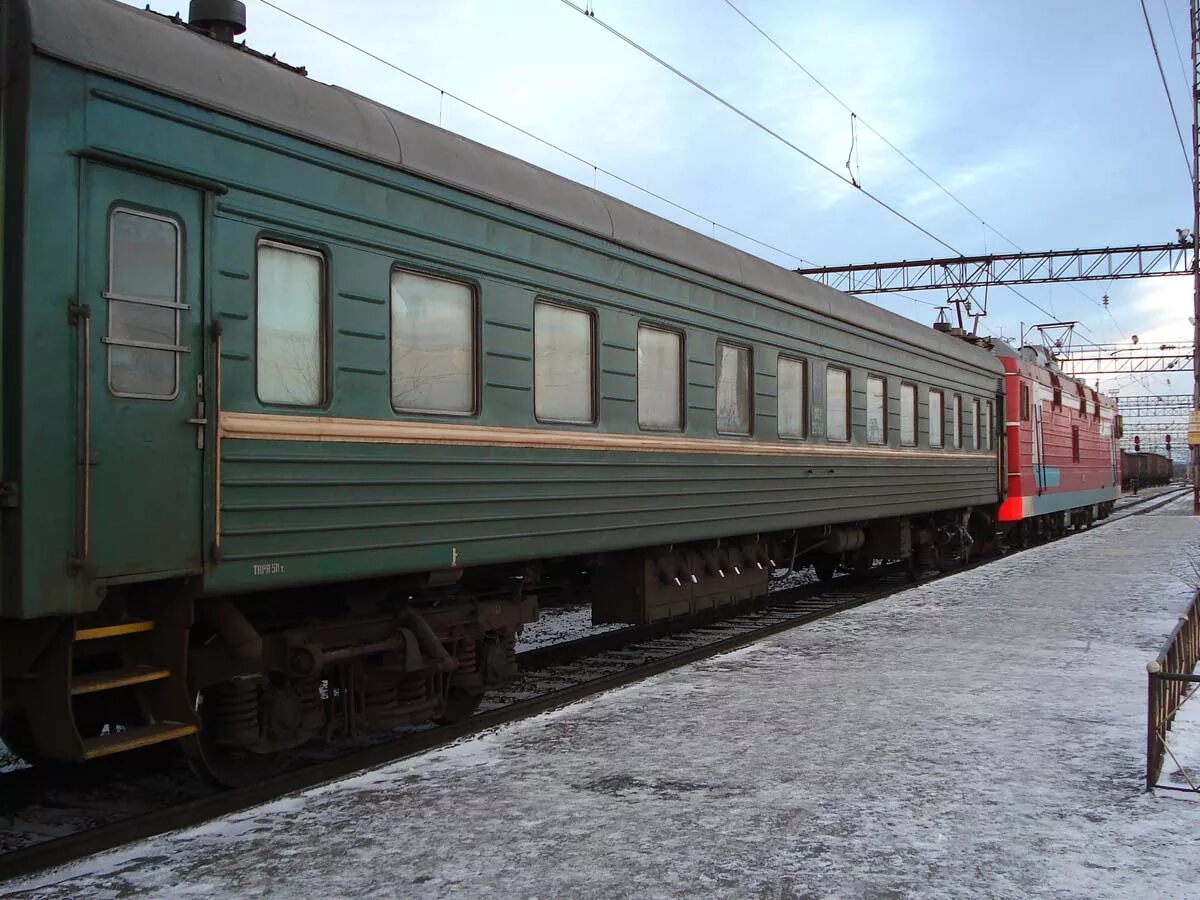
0, 484, 1191, 885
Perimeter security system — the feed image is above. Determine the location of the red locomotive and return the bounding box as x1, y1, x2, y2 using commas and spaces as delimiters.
995, 344, 1119, 543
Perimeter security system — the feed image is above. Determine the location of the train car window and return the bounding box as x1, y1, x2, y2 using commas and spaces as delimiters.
390, 270, 476, 415
953, 395, 963, 448
106, 209, 181, 399
1020, 383, 1030, 421
637, 325, 683, 431
866, 375, 887, 444
929, 389, 944, 447
715, 342, 752, 435
777, 356, 807, 439
256, 241, 325, 406
1072, 426, 1080, 462
826, 366, 850, 442
899, 382, 917, 446
971, 398, 981, 450
534, 301, 594, 424
985, 400, 994, 450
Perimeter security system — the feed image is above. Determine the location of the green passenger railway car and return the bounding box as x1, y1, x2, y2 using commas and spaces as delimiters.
0, 0, 1003, 782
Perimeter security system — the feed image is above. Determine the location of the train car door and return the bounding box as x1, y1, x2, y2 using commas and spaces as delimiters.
79, 165, 204, 577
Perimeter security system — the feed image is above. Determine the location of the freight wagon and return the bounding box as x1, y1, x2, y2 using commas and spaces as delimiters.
1121, 451, 1172, 491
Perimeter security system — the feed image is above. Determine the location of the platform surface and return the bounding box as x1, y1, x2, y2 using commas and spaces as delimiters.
6, 496, 1200, 899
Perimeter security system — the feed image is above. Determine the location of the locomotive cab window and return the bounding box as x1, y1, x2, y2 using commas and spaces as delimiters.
534, 300, 595, 424
778, 356, 807, 439
715, 342, 752, 435
929, 389, 944, 447
257, 241, 325, 406
390, 269, 475, 415
866, 375, 886, 445
899, 382, 917, 446
953, 395, 963, 448
637, 325, 683, 431
826, 366, 850, 443
106, 208, 183, 399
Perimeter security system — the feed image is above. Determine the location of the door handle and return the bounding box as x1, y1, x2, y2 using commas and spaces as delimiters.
189, 396, 207, 450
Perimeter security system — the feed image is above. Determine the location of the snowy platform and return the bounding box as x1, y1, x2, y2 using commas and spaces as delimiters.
7, 497, 1200, 899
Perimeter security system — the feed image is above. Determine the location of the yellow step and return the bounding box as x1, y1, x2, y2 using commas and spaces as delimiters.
75, 620, 155, 641
71, 665, 171, 696
81, 722, 198, 760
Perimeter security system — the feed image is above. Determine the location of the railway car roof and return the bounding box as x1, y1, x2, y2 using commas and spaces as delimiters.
27, 0, 1001, 373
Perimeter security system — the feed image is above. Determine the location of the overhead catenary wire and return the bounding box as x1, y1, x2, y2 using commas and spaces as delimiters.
719, 0, 1122, 340
554, 0, 963, 256
1159, 0, 1193, 101
1139, 0, 1194, 183
719, 0, 1023, 254
253, 0, 820, 268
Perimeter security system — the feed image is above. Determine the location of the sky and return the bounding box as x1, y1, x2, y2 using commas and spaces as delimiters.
123, 0, 1198, 434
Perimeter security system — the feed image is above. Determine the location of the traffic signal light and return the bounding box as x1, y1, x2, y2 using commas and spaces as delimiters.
1134, 435, 1141, 451
1165, 435, 1172, 452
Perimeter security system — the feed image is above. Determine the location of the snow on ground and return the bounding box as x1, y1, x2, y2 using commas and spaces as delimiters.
6, 497, 1200, 899
1113, 483, 1184, 510
516, 603, 624, 652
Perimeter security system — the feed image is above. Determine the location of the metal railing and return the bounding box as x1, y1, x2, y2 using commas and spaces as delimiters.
1146, 589, 1200, 791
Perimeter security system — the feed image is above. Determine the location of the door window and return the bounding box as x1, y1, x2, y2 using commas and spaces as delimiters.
106, 209, 182, 399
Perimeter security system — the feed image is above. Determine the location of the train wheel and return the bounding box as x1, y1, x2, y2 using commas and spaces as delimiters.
182, 683, 283, 789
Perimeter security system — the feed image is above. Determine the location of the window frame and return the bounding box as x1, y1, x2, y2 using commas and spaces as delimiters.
825, 365, 851, 443
533, 298, 597, 426
254, 237, 329, 408
715, 340, 754, 437
953, 394, 963, 448
984, 400, 994, 450
866, 373, 888, 446
388, 266, 479, 417
929, 388, 945, 448
971, 398, 981, 450
777, 354, 808, 440
899, 381, 918, 447
636, 321, 685, 432
105, 205, 185, 402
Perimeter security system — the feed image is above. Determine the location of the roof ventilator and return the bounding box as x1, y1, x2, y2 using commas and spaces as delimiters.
188, 0, 246, 43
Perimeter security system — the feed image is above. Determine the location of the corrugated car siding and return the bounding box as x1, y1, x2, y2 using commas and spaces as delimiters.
212, 440, 997, 590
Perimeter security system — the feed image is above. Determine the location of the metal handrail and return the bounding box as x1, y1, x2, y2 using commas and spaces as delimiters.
1146, 590, 1200, 790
